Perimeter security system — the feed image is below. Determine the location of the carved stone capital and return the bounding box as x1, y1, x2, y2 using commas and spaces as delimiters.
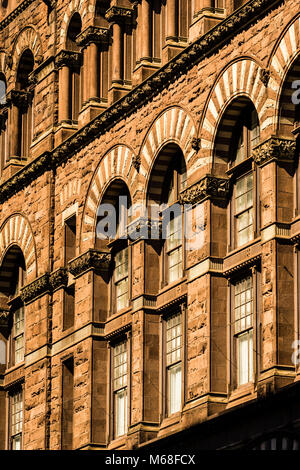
252, 137, 297, 166
259, 68, 270, 87
76, 26, 110, 47
179, 176, 230, 205
20, 273, 50, 304
49, 268, 68, 291
127, 217, 161, 241
191, 138, 201, 152
55, 50, 82, 69
6, 90, 32, 110
68, 249, 111, 277
131, 154, 141, 172
105, 6, 134, 24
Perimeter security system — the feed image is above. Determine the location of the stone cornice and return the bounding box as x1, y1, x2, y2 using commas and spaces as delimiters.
252, 137, 297, 166
0, 151, 52, 204
6, 90, 32, 110
105, 6, 134, 24
0, 0, 282, 204
223, 255, 261, 279
49, 267, 68, 291
76, 26, 110, 47
179, 176, 230, 205
68, 249, 112, 278
0, 0, 34, 31
55, 50, 82, 69
20, 273, 50, 304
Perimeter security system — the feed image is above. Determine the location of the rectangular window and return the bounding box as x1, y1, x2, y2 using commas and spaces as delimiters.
235, 173, 254, 247
234, 276, 254, 386
166, 312, 182, 415
63, 284, 75, 331
62, 358, 74, 450
114, 248, 129, 312
13, 307, 24, 365
166, 215, 183, 284
10, 390, 23, 450
64, 215, 76, 265
113, 341, 127, 438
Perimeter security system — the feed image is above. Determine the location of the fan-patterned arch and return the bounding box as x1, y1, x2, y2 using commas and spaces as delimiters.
0, 214, 37, 281
201, 58, 270, 158
268, 14, 300, 131
80, 145, 138, 250
139, 106, 196, 193
59, 0, 94, 46
10, 27, 43, 76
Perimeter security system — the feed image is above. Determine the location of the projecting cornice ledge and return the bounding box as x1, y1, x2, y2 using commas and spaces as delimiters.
49, 268, 68, 291
252, 137, 297, 167
20, 273, 50, 304
179, 176, 230, 205
76, 26, 110, 47
68, 249, 112, 278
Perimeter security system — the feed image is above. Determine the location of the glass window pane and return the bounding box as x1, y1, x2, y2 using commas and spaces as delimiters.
168, 363, 182, 415
115, 389, 127, 437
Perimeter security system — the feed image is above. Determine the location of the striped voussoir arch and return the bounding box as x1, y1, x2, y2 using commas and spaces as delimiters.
268, 14, 300, 130
81, 145, 138, 248
0, 214, 37, 282
202, 58, 271, 152
59, 0, 94, 46
139, 106, 196, 191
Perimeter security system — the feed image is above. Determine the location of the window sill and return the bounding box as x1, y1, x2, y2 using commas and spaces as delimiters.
107, 305, 132, 321
227, 382, 256, 408
108, 434, 128, 450
226, 236, 261, 258
160, 412, 181, 431
158, 276, 187, 296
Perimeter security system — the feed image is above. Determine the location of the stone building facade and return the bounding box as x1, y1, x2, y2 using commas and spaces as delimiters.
0, 0, 299, 451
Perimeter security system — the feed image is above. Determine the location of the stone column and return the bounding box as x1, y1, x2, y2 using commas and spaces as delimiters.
76, 26, 110, 127
105, 6, 134, 104
141, 0, 151, 60
189, 0, 224, 41
166, 0, 177, 40
55, 50, 81, 145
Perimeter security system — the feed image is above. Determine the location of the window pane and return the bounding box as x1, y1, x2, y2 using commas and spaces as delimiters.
168, 363, 182, 415
113, 341, 127, 391
168, 247, 183, 283
12, 435, 21, 451
11, 390, 23, 438
166, 313, 182, 367
234, 276, 253, 334
115, 389, 127, 437
237, 330, 253, 386
14, 335, 24, 364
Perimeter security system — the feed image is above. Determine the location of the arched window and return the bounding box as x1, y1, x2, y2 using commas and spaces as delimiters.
66, 13, 82, 122
96, 179, 132, 314
147, 144, 187, 287
228, 104, 260, 249
0, 75, 6, 104
16, 49, 34, 159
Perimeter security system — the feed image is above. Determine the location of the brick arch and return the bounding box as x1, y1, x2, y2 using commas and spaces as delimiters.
80, 145, 138, 250
10, 27, 43, 76
200, 58, 269, 160
139, 106, 196, 198
59, 0, 94, 46
267, 14, 300, 132
0, 214, 37, 282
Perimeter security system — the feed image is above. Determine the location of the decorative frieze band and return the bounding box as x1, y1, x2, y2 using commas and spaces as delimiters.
49, 267, 68, 291
223, 255, 261, 279
55, 50, 82, 69
68, 249, 111, 278
105, 6, 134, 24
252, 137, 297, 167
20, 273, 50, 304
179, 176, 230, 205
76, 26, 110, 47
